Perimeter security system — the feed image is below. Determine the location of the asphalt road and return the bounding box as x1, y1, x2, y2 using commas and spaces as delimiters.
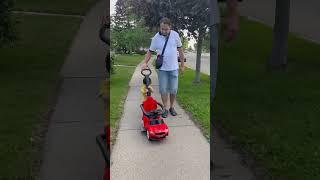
184, 52, 210, 75
239, 0, 320, 43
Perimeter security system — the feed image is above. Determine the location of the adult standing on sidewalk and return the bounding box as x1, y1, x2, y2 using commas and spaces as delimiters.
141, 17, 185, 118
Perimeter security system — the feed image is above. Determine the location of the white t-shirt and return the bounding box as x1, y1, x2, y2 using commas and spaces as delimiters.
149, 30, 182, 71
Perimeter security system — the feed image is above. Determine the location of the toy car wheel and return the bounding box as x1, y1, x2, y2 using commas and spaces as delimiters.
147, 131, 151, 141
140, 121, 146, 132
140, 126, 146, 132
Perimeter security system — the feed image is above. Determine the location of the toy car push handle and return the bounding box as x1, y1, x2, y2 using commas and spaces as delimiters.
156, 102, 164, 110
141, 68, 152, 76
141, 69, 152, 91
140, 102, 165, 117
140, 104, 151, 117
146, 88, 151, 96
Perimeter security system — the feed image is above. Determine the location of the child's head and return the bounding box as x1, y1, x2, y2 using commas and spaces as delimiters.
143, 77, 152, 86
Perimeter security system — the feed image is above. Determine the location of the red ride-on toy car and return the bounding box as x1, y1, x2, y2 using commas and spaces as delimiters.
140, 69, 169, 140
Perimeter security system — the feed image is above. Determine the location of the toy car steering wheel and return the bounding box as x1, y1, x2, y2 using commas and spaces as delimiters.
141, 68, 152, 76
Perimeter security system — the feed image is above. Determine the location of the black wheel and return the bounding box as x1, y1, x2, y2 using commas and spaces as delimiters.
147, 131, 151, 141
140, 125, 146, 132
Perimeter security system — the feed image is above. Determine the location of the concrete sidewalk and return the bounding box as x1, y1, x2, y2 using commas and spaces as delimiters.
38, 1, 107, 180
110, 63, 210, 180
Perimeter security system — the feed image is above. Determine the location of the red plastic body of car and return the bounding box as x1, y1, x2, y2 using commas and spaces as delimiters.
142, 96, 169, 140
147, 122, 168, 140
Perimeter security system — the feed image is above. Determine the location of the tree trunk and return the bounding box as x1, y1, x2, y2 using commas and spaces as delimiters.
194, 28, 205, 83
268, 0, 291, 71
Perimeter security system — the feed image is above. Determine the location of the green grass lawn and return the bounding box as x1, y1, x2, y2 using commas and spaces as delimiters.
110, 54, 144, 147
113, 54, 144, 66
215, 17, 320, 179
176, 69, 210, 139
0, 14, 81, 178
14, 0, 99, 15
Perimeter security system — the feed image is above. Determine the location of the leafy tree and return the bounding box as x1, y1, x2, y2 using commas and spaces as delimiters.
202, 31, 210, 53
111, 0, 153, 54
180, 33, 189, 50
111, 20, 153, 54
128, 0, 209, 82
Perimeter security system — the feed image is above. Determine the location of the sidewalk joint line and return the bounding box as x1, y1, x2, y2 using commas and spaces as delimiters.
118, 128, 140, 131
13, 11, 84, 18
53, 120, 81, 124
63, 76, 106, 79
53, 120, 103, 125
114, 64, 136, 67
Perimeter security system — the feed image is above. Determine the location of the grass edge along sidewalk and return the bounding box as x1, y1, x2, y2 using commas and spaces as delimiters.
108, 54, 144, 150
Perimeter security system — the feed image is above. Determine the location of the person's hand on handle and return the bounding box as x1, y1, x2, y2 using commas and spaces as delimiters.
141, 62, 148, 70
141, 51, 152, 70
